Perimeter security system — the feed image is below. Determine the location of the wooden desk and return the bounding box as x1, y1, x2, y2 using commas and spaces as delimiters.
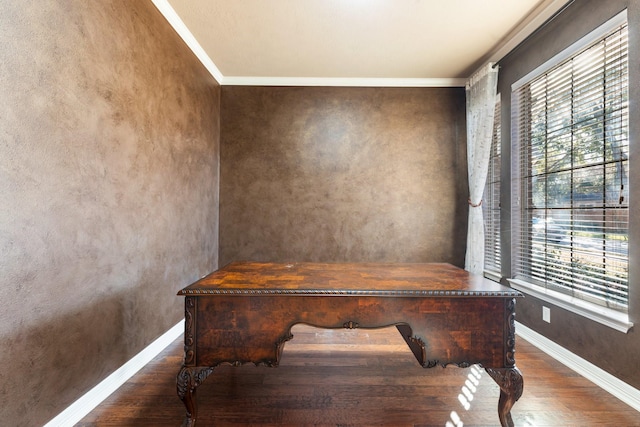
177, 262, 523, 426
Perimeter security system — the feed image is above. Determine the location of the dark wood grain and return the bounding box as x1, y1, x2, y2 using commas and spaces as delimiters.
176, 262, 523, 426
179, 261, 519, 294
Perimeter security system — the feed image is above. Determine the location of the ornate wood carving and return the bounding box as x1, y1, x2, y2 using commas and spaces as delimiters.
197, 330, 294, 368
180, 288, 521, 297
177, 365, 215, 426
424, 358, 473, 368
409, 336, 428, 365
485, 366, 524, 427
273, 330, 294, 367
505, 298, 517, 367
396, 325, 474, 368
183, 297, 196, 366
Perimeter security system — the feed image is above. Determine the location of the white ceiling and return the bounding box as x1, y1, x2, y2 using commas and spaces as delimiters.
152, 0, 570, 87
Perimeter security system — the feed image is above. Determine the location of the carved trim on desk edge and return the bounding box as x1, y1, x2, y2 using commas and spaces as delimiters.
179, 289, 523, 297
506, 298, 517, 367
405, 335, 473, 368
485, 366, 524, 401
274, 330, 294, 367
424, 359, 473, 368
184, 297, 196, 365
177, 366, 215, 401
193, 359, 281, 368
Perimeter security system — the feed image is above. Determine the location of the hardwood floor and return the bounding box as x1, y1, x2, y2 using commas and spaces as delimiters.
78, 325, 639, 426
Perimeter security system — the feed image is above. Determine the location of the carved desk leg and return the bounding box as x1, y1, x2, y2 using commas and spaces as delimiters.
177, 366, 215, 427
485, 366, 523, 427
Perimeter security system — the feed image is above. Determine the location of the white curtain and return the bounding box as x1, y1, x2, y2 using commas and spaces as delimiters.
465, 63, 498, 274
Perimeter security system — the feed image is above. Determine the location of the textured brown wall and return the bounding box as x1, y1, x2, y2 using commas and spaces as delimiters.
499, 0, 640, 388
0, 1, 220, 425
220, 86, 467, 267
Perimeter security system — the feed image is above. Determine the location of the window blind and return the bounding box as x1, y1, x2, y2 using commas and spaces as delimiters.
511, 20, 629, 311
484, 99, 501, 276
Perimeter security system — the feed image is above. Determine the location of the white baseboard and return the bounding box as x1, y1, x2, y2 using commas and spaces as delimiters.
43, 320, 184, 427
516, 321, 640, 412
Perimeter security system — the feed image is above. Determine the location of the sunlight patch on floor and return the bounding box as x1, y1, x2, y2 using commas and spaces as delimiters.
445, 365, 484, 427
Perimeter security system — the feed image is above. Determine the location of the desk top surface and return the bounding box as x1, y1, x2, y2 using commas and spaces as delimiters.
179, 262, 522, 298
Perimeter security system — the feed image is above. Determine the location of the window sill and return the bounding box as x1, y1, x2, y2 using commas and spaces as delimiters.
508, 278, 633, 333
483, 269, 502, 283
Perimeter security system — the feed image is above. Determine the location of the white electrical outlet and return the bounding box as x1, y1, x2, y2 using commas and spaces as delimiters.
542, 306, 551, 323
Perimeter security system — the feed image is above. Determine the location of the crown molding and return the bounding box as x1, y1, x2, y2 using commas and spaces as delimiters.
222, 76, 466, 87
482, 0, 573, 65
151, 0, 224, 84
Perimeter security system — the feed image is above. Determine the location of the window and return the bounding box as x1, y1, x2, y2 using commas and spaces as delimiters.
510, 12, 629, 322
484, 98, 501, 279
